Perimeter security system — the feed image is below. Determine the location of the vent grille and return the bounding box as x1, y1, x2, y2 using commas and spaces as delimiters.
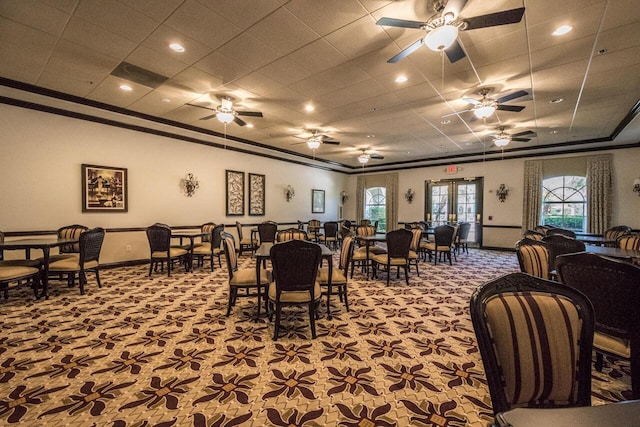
110, 62, 168, 89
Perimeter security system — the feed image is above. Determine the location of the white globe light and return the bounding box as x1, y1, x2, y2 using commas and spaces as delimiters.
216, 111, 234, 124
473, 104, 497, 119
494, 136, 511, 147
358, 154, 370, 164
307, 138, 321, 149
424, 25, 459, 51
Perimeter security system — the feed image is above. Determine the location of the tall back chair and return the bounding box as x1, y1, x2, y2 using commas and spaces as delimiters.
146, 224, 187, 276
57, 224, 89, 255
604, 225, 631, 247
360, 219, 371, 227
546, 228, 576, 239
235, 221, 257, 255
307, 219, 322, 242
355, 225, 385, 255
200, 222, 216, 242
49, 227, 105, 295
523, 230, 545, 241
470, 272, 594, 416
542, 234, 585, 271
515, 238, 552, 280
408, 228, 422, 276
193, 224, 224, 271
319, 221, 338, 250
422, 225, 455, 265
318, 235, 354, 315
371, 228, 412, 286
276, 228, 308, 242
556, 252, 640, 399
268, 239, 322, 340
617, 234, 640, 264
258, 221, 278, 244
455, 222, 472, 254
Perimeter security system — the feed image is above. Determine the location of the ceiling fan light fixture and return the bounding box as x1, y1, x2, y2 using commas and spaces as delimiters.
473, 104, 496, 119
307, 137, 321, 150
358, 153, 370, 164
216, 111, 234, 124
424, 24, 458, 51
493, 135, 511, 147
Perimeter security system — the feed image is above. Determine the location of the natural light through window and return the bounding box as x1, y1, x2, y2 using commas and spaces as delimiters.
364, 187, 386, 232
542, 176, 586, 232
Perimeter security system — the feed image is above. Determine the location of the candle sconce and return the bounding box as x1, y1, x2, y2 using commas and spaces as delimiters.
634, 178, 640, 196
496, 184, 509, 203
180, 173, 199, 197
285, 185, 295, 202
405, 188, 416, 203
341, 191, 348, 204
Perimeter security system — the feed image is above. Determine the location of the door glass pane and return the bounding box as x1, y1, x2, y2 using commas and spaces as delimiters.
431, 185, 449, 226
457, 183, 477, 242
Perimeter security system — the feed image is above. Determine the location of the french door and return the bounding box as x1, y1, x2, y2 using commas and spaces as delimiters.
426, 178, 483, 245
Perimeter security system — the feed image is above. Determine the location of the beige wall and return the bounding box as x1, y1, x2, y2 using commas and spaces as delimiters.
2, 103, 639, 262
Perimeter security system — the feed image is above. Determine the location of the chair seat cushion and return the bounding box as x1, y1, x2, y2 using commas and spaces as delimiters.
371, 253, 408, 266
352, 251, 367, 261
192, 243, 211, 255
317, 267, 346, 285
408, 250, 418, 260
423, 242, 451, 251
268, 281, 321, 303
0, 259, 41, 268
230, 268, 270, 286
594, 331, 630, 359
38, 253, 78, 264
0, 265, 40, 280
152, 248, 188, 258
239, 238, 257, 246
49, 258, 98, 272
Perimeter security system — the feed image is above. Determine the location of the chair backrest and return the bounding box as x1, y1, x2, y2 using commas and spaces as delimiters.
457, 222, 471, 241
523, 230, 545, 241
277, 227, 308, 242
235, 221, 244, 240
546, 228, 576, 239
339, 226, 352, 240
221, 232, 238, 276
543, 234, 586, 269
605, 225, 631, 241
258, 221, 278, 244
58, 224, 89, 253
323, 221, 338, 238
617, 233, 640, 250
360, 219, 371, 227
211, 224, 224, 252
356, 225, 376, 237
515, 238, 552, 280
79, 227, 106, 265
470, 272, 594, 415
385, 228, 412, 258
339, 236, 354, 274
146, 224, 171, 253
373, 220, 379, 232
556, 252, 640, 341
200, 222, 216, 242
343, 220, 352, 229
270, 240, 321, 297
405, 222, 422, 230
433, 225, 455, 247
409, 228, 422, 251
297, 220, 305, 230
308, 219, 321, 234
533, 225, 552, 236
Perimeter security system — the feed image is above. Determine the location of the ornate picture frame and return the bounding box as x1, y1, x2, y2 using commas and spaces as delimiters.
312, 189, 325, 214
248, 173, 265, 216
82, 164, 128, 212
225, 170, 245, 216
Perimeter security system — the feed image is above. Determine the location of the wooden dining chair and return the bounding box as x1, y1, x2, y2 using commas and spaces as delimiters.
276, 228, 308, 242
470, 272, 594, 416
257, 221, 278, 245
319, 221, 338, 250
371, 228, 412, 286
422, 224, 456, 265
318, 235, 354, 315
604, 225, 632, 247
193, 224, 224, 271
146, 224, 188, 276
235, 221, 257, 256
556, 252, 640, 399
0, 264, 41, 300
515, 238, 552, 280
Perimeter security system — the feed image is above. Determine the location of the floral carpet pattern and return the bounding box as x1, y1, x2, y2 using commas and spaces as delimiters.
0, 249, 632, 426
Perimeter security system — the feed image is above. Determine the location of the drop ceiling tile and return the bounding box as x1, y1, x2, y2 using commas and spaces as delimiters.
62, 16, 137, 60
164, 0, 241, 50
286, 39, 347, 74
0, 19, 57, 77
40, 0, 78, 14
119, 0, 184, 22
74, 0, 159, 43
246, 7, 319, 55
284, 0, 367, 36
258, 57, 315, 86
86, 75, 152, 108
0, 0, 70, 36
216, 32, 281, 70
128, 86, 201, 116
286, 74, 342, 99
198, 0, 281, 29
324, 15, 391, 59
37, 70, 97, 97
194, 51, 250, 84
126, 46, 189, 79
43, 40, 121, 86
313, 63, 372, 90
169, 67, 223, 94
142, 25, 213, 66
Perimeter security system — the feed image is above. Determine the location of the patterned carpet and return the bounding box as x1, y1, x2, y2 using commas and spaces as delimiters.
0, 249, 632, 426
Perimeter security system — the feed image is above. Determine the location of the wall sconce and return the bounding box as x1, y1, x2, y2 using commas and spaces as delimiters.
341, 191, 348, 204
496, 184, 509, 202
405, 188, 416, 203
285, 185, 295, 202
634, 178, 640, 196
180, 173, 199, 197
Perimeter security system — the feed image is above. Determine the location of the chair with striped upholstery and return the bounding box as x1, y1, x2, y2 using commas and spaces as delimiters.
235, 222, 258, 256
307, 219, 322, 242
617, 234, 640, 265
193, 224, 224, 271
318, 235, 354, 315
523, 230, 545, 241
408, 228, 422, 276
604, 225, 631, 247
546, 228, 576, 239
276, 228, 308, 242
515, 238, 552, 280
470, 272, 594, 416
556, 252, 640, 399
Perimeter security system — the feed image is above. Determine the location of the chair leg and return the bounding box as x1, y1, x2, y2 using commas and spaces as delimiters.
309, 302, 317, 339
343, 285, 349, 312
404, 266, 409, 286
273, 303, 281, 341
95, 269, 101, 288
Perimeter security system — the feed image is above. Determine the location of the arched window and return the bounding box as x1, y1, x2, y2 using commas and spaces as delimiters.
364, 187, 386, 232
542, 176, 586, 232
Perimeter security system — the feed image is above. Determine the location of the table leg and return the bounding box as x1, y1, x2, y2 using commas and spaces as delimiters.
326, 255, 333, 320
40, 247, 50, 299
365, 240, 372, 280
255, 258, 262, 321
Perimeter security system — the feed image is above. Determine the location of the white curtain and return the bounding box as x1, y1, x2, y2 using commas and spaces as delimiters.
522, 160, 543, 232
586, 154, 613, 234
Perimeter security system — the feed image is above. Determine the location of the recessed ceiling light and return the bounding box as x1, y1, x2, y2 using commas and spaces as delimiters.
305, 104, 314, 112
550, 98, 564, 104
169, 43, 185, 52
597, 48, 608, 55
161, 98, 171, 103
246, 123, 254, 128
552, 25, 572, 36
119, 84, 132, 92
395, 75, 408, 83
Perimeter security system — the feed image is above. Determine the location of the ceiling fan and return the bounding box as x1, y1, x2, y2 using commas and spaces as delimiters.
357, 149, 384, 164
377, 0, 525, 63
447, 88, 528, 120
293, 130, 340, 150
490, 127, 536, 147
188, 95, 263, 126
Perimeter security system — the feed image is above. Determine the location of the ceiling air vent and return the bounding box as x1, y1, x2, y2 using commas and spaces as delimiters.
110, 62, 168, 89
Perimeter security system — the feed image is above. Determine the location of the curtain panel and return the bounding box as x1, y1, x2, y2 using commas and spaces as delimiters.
586, 154, 613, 234
356, 173, 399, 231
522, 160, 543, 232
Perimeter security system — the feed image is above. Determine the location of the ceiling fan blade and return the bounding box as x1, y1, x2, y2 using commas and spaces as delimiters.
236, 111, 263, 117
199, 114, 217, 120
388, 38, 423, 63
462, 97, 480, 105
233, 116, 246, 126
512, 130, 536, 138
323, 140, 340, 145
187, 103, 215, 111
512, 137, 531, 142
445, 39, 466, 63
370, 153, 384, 159
497, 90, 528, 104
463, 7, 525, 30
376, 17, 425, 29
443, 0, 468, 18
496, 104, 525, 112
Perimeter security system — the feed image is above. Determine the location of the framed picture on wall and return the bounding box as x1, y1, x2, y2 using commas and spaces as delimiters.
248, 173, 265, 216
82, 164, 128, 212
312, 189, 325, 213
226, 170, 245, 216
